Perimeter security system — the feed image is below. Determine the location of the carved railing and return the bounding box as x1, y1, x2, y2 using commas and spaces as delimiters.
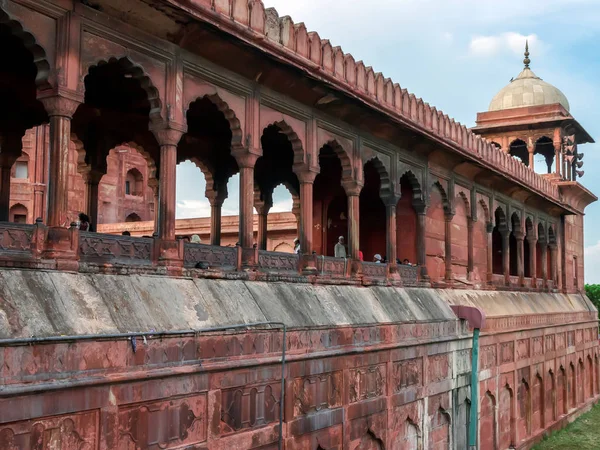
398, 264, 418, 286
79, 232, 153, 265
184, 242, 237, 269
258, 250, 298, 273
317, 256, 347, 277
0, 223, 34, 258
362, 261, 387, 279
509, 275, 519, 286
492, 274, 505, 287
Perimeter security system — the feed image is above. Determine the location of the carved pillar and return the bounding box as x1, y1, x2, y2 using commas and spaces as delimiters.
297, 169, 317, 255
501, 229, 510, 286
515, 230, 525, 287
83, 170, 103, 231
528, 142, 535, 170
550, 244, 558, 289
254, 190, 272, 251
33, 125, 48, 222
486, 222, 493, 284
444, 212, 454, 283
154, 128, 184, 240
342, 181, 362, 260
148, 179, 159, 235
554, 140, 562, 178
384, 195, 400, 266
40, 96, 81, 227
233, 151, 259, 248
209, 198, 224, 246
415, 202, 429, 282
540, 243, 548, 289
467, 217, 474, 280
528, 235, 537, 287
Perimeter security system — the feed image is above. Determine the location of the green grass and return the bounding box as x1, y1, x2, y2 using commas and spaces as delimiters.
532, 402, 600, 450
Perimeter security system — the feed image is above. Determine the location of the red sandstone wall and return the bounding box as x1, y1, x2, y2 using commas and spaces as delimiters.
472, 202, 489, 282
451, 199, 469, 279
564, 215, 584, 293
426, 188, 446, 281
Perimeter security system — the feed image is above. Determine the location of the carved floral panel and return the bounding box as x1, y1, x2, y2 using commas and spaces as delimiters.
293, 371, 342, 417
221, 382, 281, 434
481, 345, 497, 370
118, 395, 207, 449
79, 232, 152, 264
393, 358, 422, 391
0, 410, 98, 450
500, 342, 514, 364
348, 364, 386, 403
428, 353, 450, 383
516, 339, 530, 360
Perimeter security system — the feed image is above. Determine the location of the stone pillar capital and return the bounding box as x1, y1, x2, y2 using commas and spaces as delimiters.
294, 165, 319, 184
39, 93, 82, 118
382, 194, 401, 208
341, 180, 363, 197
413, 201, 427, 215
81, 169, 105, 185
514, 230, 525, 241
152, 127, 185, 147
444, 212, 455, 222
232, 149, 260, 169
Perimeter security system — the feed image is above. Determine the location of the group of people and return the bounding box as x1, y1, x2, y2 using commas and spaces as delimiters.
333, 236, 414, 265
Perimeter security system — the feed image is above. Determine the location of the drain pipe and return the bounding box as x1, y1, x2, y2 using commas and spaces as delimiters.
451, 305, 486, 450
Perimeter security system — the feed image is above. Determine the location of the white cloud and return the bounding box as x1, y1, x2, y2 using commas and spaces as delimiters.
469, 33, 540, 57
585, 241, 600, 284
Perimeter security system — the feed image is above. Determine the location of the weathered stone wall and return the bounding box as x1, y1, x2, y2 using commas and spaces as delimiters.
0, 269, 597, 449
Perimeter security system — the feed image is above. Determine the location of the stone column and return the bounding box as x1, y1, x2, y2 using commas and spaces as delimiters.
40, 96, 81, 227
415, 202, 429, 282
154, 129, 184, 240
528, 142, 535, 170
83, 170, 103, 231
486, 222, 493, 284
384, 195, 400, 265
515, 230, 525, 287
148, 179, 159, 235
254, 191, 272, 251
554, 141, 562, 178
342, 181, 362, 260
550, 244, 558, 289
540, 243, 548, 289
467, 217, 474, 280
209, 197, 224, 246
297, 169, 317, 255
444, 212, 454, 283
233, 151, 259, 248
528, 235, 537, 287
501, 229, 510, 286
33, 125, 48, 222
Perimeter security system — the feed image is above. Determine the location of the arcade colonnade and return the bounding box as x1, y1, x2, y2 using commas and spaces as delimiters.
0, 2, 560, 287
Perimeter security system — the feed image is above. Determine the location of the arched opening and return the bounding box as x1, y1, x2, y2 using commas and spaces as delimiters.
558, 366, 567, 415
426, 183, 450, 281
255, 124, 299, 251
509, 213, 520, 276
177, 96, 239, 246
509, 139, 529, 166
480, 392, 496, 450
313, 143, 348, 257
430, 408, 450, 449
452, 194, 469, 280
0, 15, 48, 222
473, 200, 490, 282
532, 373, 544, 431
548, 226, 556, 283
402, 419, 420, 450
396, 173, 419, 265
536, 223, 545, 279
360, 160, 386, 262
569, 363, 576, 410
263, 183, 294, 252
588, 356, 594, 400
534, 136, 555, 174
9, 203, 27, 223
125, 168, 143, 196
578, 359, 585, 404
492, 207, 507, 275
125, 213, 142, 223
517, 380, 531, 439
72, 58, 160, 228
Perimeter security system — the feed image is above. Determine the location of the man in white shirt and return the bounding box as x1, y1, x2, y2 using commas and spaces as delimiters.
334, 236, 347, 258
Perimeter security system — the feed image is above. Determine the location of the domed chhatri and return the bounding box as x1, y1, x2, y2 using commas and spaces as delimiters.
488, 41, 570, 112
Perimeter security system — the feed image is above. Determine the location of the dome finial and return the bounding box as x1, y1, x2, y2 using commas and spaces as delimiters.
523, 39, 531, 69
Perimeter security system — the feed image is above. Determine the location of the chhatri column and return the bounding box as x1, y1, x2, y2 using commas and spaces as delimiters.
296, 168, 318, 256
342, 180, 362, 260
528, 141, 535, 170
515, 229, 525, 287
208, 194, 225, 246
414, 202, 430, 283
501, 229, 511, 286
444, 212, 455, 283
528, 233, 537, 287
148, 179, 159, 235
39, 95, 81, 227
233, 151, 259, 248
254, 190, 272, 251
83, 170, 104, 231
154, 128, 184, 240
467, 216, 474, 280
486, 222, 494, 285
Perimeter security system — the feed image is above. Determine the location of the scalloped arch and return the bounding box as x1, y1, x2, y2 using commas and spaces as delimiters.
363, 155, 391, 199
455, 191, 470, 216
399, 170, 423, 202
0, 8, 51, 90
431, 181, 451, 213
494, 205, 508, 229
263, 120, 305, 166
478, 198, 491, 224
321, 139, 353, 182
84, 57, 163, 124
187, 93, 244, 151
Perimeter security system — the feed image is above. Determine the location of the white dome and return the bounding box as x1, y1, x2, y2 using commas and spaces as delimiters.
488, 67, 570, 112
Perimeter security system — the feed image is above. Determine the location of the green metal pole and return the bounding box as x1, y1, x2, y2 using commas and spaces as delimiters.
469, 327, 480, 450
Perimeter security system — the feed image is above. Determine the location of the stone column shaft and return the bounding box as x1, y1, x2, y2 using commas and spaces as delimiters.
416, 207, 429, 281
257, 211, 269, 250
444, 214, 454, 282
299, 180, 315, 255
210, 201, 223, 246
541, 244, 548, 288
516, 232, 525, 286
528, 237, 537, 285
347, 194, 360, 260
235, 154, 258, 247
385, 201, 398, 265
486, 223, 493, 284
467, 218, 474, 280
502, 230, 510, 286
550, 245, 558, 288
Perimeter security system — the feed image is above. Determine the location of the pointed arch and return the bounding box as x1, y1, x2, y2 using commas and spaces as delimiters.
83, 56, 163, 123
187, 93, 244, 151
399, 169, 422, 203
455, 191, 470, 217
478, 198, 491, 224
322, 139, 353, 182
265, 120, 305, 166
494, 206, 508, 230
0, 8, 51, 89
363, 155, 392, 199
431, 180, 452, 214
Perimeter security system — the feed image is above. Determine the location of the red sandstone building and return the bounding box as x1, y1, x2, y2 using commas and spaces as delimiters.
0, 1, 598, 450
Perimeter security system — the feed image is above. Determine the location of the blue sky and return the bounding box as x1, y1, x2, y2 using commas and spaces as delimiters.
176, 0, 600, 282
